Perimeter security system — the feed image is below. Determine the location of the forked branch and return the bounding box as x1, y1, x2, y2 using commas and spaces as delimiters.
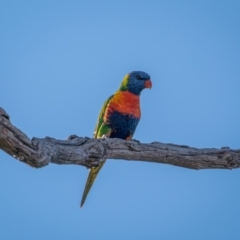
0, 107, 239, 170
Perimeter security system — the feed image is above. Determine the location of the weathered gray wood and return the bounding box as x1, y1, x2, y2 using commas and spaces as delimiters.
0, 107, 239, 170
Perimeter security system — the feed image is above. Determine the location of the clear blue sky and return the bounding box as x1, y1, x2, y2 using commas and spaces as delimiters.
1, 1, 240, 239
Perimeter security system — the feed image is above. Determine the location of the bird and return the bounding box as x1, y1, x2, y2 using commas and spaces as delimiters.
80, 71, 152, 207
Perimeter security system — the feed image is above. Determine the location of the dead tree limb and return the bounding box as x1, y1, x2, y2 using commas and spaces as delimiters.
0, 106, 239, 170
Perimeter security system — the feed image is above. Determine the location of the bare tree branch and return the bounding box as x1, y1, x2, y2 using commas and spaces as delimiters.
0, 107, 240, 170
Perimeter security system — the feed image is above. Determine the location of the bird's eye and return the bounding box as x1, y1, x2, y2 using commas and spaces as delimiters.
136, 75, 141, 80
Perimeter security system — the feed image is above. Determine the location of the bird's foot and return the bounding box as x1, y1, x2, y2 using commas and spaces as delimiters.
101, 134, 110, 139
132, 139, 140, 144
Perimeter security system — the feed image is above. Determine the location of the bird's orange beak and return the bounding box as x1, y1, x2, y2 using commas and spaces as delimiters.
144, 79, 152, 89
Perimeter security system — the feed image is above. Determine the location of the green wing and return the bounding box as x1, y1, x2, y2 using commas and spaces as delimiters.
80, 95, 113, 207
94, 94, 113, 138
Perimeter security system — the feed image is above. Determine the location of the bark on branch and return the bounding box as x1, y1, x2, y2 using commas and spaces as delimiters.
0, 107, 239, 170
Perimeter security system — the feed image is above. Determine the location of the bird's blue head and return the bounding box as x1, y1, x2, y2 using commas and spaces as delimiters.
119, 71, 152, 95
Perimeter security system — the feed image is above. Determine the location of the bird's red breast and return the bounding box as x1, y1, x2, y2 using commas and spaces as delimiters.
105, 90, 141, 119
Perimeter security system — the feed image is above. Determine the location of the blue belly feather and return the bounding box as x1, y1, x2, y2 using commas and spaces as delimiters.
107, 111, 140, 139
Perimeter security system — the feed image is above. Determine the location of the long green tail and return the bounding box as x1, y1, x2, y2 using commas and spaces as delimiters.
80, 161, 105, 207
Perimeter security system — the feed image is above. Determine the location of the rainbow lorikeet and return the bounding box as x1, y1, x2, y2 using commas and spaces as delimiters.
80, 71, 152, 207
